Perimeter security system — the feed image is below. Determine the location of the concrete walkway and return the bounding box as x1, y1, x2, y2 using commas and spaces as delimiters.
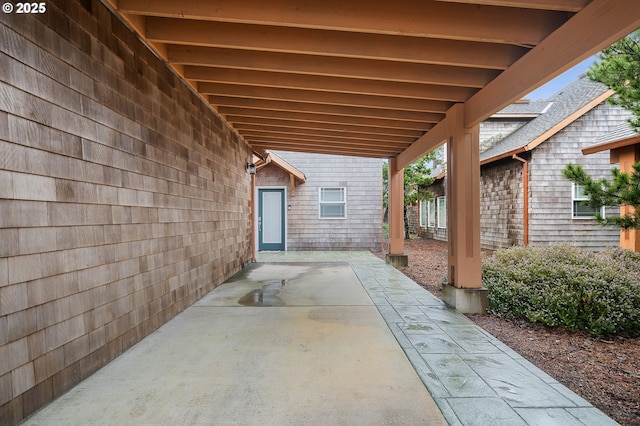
23, 251, 618, 425
257, 251, 618, 426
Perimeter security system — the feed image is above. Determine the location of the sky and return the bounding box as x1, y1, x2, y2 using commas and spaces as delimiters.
525, 56, 598, 101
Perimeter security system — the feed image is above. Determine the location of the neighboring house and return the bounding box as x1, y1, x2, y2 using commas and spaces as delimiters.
254, 151, 383, 251
416, 77, 632, 251
582, 123, 640, 252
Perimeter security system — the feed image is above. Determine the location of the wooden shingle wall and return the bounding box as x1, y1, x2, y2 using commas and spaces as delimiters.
258, 152, 383, 251
528, 103, 629, 250
480, 159, 525, 250
0, 1, 253, 423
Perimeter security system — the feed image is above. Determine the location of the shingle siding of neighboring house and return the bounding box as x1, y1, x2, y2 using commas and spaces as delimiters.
480, 158, 525, 250
527, 103, 625, 249
416, 78, 632, 252
257, 152, 383, 251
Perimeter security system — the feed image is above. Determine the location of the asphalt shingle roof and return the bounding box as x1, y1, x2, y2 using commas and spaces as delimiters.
480, 77, 611, 163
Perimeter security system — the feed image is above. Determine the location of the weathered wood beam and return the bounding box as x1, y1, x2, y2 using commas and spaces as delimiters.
226, 117, 427, 138
433, 0, 588, 12
239, 131, 412, 148
396, 117, 451, 168
234, 125, 416, 144
185, 67, 473, 102
219, 108, 430, 131
168, 46, 498, 88
146, 18, 526, 70
119, 0, 568, 46
464, 0, 640, 128
213, 98, 443, 123
199, 83, 450, 113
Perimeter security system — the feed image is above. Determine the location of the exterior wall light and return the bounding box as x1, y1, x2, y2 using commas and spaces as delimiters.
247, 162, 256, 175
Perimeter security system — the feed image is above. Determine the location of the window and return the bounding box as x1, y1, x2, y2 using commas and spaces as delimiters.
437, 196, 447, 228
419, 200, 427, 227
319, 187, 346, 219
427, 199, 436, 228
572, 184, 604, 219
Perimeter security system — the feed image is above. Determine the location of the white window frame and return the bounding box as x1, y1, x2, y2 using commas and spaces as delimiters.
319, 187, 347, 219
571, 183, 604, 220
437, 196, 447, 228
427, 199, 436, 228
419, 200, 427, 227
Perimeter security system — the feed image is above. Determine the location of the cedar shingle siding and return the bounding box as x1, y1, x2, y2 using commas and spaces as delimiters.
256, 152, 383, 251
417, 78, 631, 252
1, 3, 252, 422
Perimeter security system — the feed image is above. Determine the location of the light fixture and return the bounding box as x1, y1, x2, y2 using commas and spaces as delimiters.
246, 162, 256, 175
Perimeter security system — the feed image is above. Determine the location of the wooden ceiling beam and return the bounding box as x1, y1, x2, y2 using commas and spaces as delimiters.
184, 67, 476, 102
146, 18, 526, 70
119, 0, 568, 46
437, 0, 591, 12
225, 117, 427, 138
234, 125, 417, 143
433, 0, 589, 12
199, 83, 450, 113
464, 0, 640, 128
211, 97, 444, 123
248, 139, 403, 157
220, 109, 429, 131
238, 130, 414, 146
168, 45, 498, 87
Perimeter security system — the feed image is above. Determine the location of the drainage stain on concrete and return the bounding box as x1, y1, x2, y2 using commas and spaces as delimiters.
238, 279, 288, 306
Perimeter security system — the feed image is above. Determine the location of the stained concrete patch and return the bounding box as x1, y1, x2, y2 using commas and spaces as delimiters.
196, 262, 373, 307
24, 262, 446, 425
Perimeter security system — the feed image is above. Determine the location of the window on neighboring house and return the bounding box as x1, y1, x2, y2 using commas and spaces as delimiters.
572, 183, 604, 219
319, 187, 346, 219
428, 199, 436, 228
437, 196, 447, 228
419, 200, 427, 227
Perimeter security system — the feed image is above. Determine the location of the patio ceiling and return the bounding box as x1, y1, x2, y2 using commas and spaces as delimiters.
107, 0, 640, 167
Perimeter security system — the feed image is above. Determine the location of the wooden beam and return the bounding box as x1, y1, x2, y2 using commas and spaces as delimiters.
249, 141, 397, 158
246, 134, 410, 150
220, 108, 430, 131
433, 0, 588, 12
226, 116, 427, 138
239, 132, 412, 148
146, 18, 526, 70
388, 157, 405, 255
119, 0, 568, 46
212, 98, 443, 123
396, 117, 451, 168
169, 45, 498, 87
235, 125, 416, 144
464, 0, 640, 128
200, 83, 451, 113
185, 67, 474, 101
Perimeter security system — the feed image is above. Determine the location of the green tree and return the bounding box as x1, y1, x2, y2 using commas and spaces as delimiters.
586, 30, 640, 132
382, 152, 437, 238
562, 32, 640, 230
382, 152, 436, 210
563, 163, 640, 229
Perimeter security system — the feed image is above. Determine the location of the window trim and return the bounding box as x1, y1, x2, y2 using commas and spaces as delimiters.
319, 187, 347, 219
427, 199, 436, 228
437, 196, 447, 229
419, 200, 426, 227
571, 183, 604, 220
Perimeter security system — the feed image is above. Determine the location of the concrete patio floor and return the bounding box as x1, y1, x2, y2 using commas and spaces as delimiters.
23, 251, 617, 425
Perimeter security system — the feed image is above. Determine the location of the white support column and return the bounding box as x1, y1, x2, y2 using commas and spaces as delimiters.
442, 104, 486, 313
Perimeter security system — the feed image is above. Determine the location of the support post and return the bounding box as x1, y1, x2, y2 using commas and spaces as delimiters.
615, 145, 640, 252
387, 157, 408, 267
442, 104, 487, 313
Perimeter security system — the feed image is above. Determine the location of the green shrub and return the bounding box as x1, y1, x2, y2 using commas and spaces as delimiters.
482, 245, 640, 337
